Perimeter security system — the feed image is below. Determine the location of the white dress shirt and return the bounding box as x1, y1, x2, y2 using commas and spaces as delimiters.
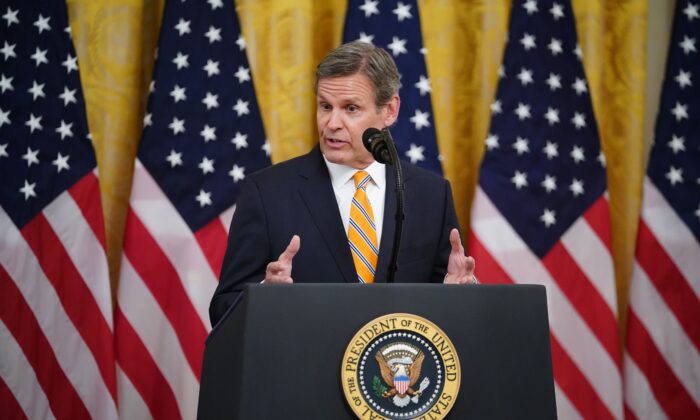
323, 157, 386, 248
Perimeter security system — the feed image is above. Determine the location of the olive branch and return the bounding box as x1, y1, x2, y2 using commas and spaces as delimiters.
372, 375, 388, 398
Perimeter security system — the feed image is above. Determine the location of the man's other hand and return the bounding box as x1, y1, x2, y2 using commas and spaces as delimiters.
444, 229, 477, 285
264, 235, 300, 284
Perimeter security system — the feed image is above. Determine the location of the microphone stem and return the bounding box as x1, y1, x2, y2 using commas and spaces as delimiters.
385, 130, 404, 284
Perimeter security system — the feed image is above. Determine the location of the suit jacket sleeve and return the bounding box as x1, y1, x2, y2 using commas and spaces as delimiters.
209, 176, 270, 325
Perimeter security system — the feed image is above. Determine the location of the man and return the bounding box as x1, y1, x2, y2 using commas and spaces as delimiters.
210, 41, 475, 326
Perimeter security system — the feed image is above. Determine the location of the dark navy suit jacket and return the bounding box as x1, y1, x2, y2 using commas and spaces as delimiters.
209, 146, 460, 325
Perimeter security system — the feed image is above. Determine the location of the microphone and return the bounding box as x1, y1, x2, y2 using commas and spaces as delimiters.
362, 128, 392, 164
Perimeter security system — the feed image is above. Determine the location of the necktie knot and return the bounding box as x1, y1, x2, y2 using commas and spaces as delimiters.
353, 171, 371, 190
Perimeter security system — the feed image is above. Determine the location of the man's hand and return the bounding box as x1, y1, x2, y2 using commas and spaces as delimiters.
264, 235, 300, 284
444, 229, 477, 284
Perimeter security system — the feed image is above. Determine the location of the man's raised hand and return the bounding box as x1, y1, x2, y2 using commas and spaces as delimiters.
264, 235, 300, 284
444, 229, 477, 285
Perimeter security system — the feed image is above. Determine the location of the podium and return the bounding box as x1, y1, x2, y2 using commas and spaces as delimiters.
198, 284, 556, 419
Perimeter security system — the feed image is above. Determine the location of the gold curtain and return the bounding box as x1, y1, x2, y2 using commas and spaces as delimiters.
572, 0, 647, 339
64, 0, 164, 301
66, 0, 646, 340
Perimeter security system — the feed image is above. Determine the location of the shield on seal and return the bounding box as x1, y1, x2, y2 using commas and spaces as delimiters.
394, 374, 410, 395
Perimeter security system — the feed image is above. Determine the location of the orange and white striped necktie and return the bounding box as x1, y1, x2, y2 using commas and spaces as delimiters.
348, 171, 379, 283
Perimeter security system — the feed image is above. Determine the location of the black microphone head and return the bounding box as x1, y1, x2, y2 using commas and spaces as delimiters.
362, 127, 391, 164
362, 127, 382, 149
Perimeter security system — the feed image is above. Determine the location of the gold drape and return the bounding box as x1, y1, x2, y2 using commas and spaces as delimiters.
65, 0, 164, 300
66, 0, 646, 341
237, 0, 347, 162
572, 0, 647, 339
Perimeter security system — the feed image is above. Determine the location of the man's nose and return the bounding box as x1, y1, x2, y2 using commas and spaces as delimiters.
327, 109, 343, 129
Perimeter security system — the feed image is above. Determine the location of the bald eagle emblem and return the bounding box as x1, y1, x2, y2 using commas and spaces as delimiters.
375, 343, 431, 407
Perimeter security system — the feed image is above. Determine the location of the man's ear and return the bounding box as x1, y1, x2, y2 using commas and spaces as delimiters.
383, 94, 400, 127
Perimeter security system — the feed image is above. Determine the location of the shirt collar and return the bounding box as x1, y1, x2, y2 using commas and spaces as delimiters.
323, 156, 386, 190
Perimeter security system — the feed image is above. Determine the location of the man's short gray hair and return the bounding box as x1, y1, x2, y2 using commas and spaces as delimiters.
315, 41, 400, 107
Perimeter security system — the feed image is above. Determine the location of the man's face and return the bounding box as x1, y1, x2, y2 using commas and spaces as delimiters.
317, 73, 399, 169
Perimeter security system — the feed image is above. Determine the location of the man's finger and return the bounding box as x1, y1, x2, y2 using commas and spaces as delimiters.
465, 256, 475, 274
449, 228, 464, 254
266, 274, 293, 284
278, 235, 301, 263
266, 261, 289, 275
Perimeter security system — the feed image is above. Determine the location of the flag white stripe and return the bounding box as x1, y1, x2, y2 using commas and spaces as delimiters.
0, 208, 118, 420
220, 204, 236, 235
629, 262, 700, 405
0, 320, 55, 420
130, 160, 217, 330
116, 365, 153, 420
553, 383, 582, 420
471, 187, 623, 418
118, 256, 199, 420
623, 353, 668, 420
43, 190, 113, 328
561, 215, 618, 313
642, 179, 700, 297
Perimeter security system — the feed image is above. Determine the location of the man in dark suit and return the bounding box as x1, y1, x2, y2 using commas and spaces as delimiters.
210, 41, 476, 326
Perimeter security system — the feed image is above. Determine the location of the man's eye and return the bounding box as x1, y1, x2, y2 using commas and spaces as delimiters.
347, 105, 358, 112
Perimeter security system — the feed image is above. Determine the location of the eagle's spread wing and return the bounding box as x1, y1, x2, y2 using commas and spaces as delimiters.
375, 353, 394, 386
408, 352, 425, 386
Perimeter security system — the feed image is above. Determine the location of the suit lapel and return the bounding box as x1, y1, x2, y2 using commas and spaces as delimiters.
297, 147, 357, 283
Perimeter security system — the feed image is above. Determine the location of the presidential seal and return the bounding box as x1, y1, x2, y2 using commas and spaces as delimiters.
341, 313, 460, 420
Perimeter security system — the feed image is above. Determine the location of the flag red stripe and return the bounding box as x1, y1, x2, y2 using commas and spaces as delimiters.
624, 404, 638, 420
583, 196, 613, 252
543, 243, 621, 366
20, 215, 117, 401
469, 234, 614, 419
0, 265, 91, 420
115, 307, 182, 420
626, 310, 699, 418
68, 172, 106, 249
550, 335, 615, 420
122, 208, 206, 378
468, 233, 515, 285
194, 217, 228, 279
635, 220, 700, 351
0, 376, 27, 420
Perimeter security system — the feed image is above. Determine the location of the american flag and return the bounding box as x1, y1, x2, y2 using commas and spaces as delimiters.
115, 0, 270, 418
0, 0, 117, 419
623, 1, 700, 418
343, 0, 442, 174
467, 1, 622, 418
